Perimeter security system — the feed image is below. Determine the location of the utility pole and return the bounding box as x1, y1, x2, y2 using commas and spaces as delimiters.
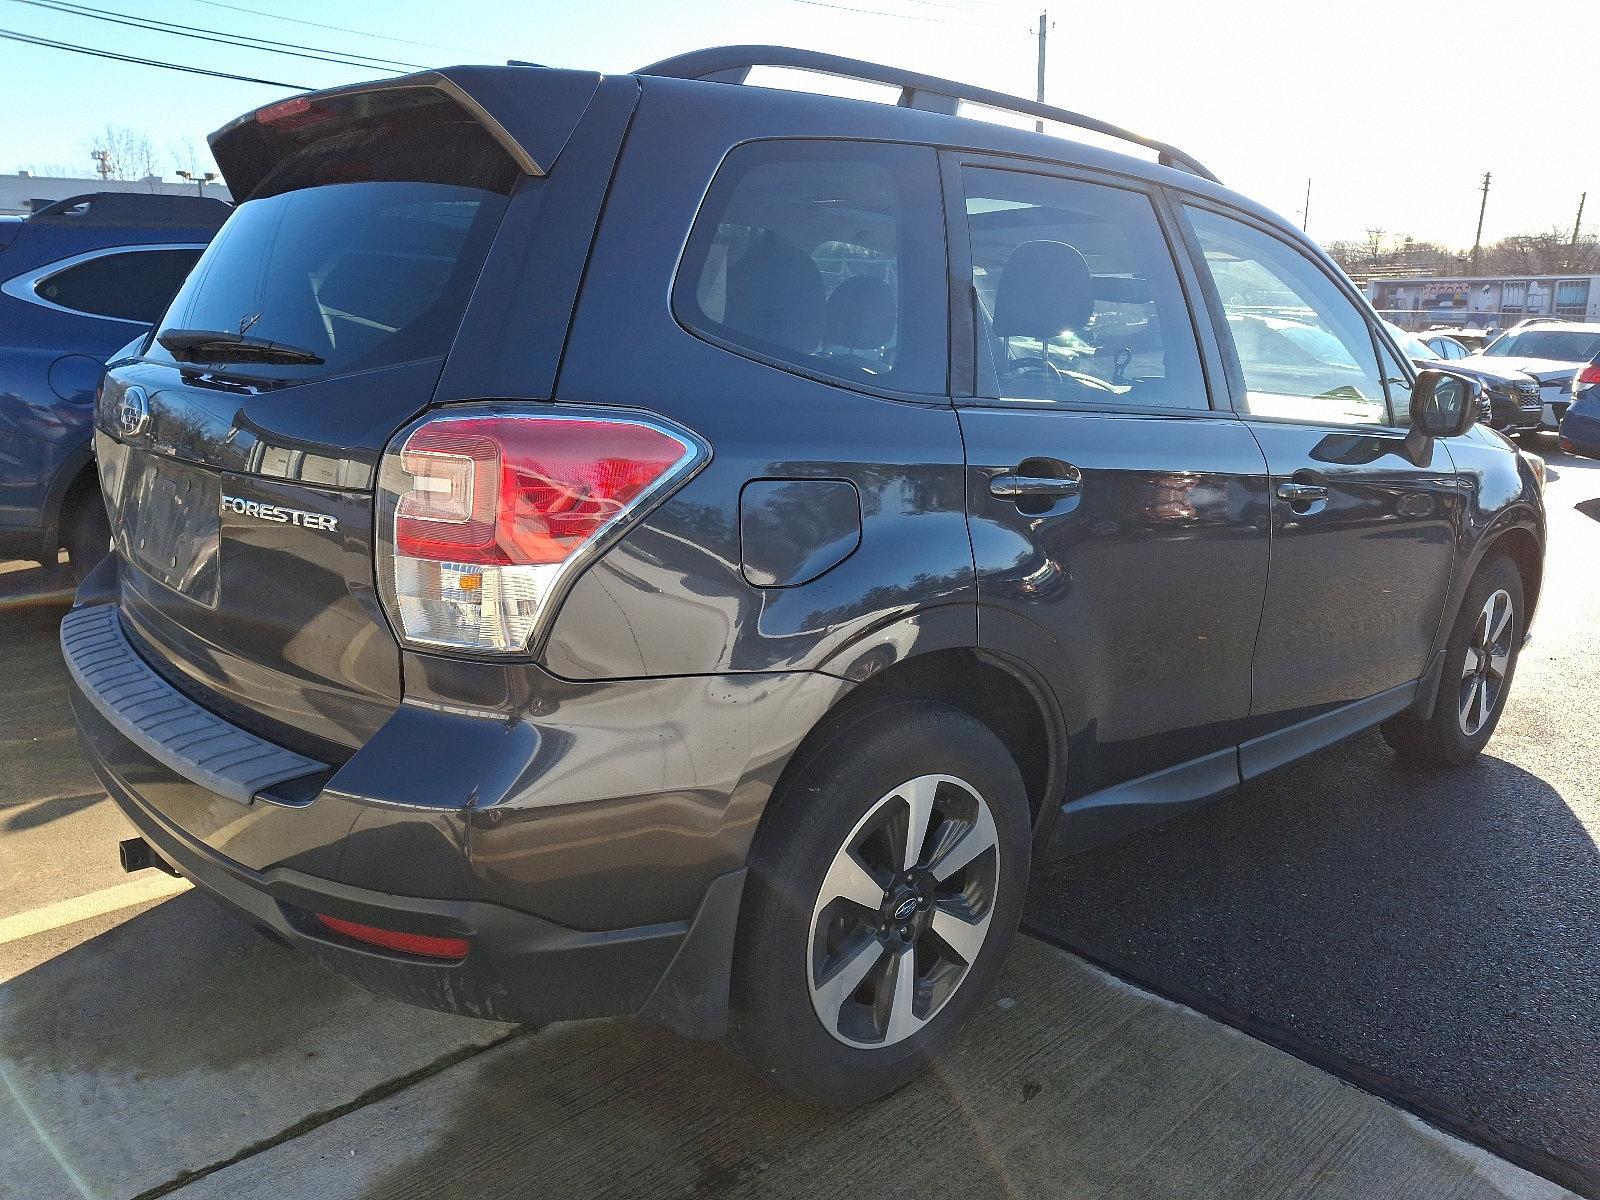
1301, 177, 1311, 232
1570, 192, 1587, 266
1033, 10, 1048, 132
1470, 171, 1491, 273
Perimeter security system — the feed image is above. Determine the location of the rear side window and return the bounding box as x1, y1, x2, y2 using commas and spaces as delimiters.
37, 249, 201, 323
675, 140, 947, 395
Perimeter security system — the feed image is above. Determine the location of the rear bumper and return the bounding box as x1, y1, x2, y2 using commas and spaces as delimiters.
63, 597, 841, 1033
1560, 405, 1600, 457
77, 690, 746, 1029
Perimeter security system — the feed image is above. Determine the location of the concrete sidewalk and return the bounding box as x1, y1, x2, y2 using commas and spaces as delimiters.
157, 937, 1567, 1200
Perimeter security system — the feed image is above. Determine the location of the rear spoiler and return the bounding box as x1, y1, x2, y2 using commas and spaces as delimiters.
208, 65, 605, 202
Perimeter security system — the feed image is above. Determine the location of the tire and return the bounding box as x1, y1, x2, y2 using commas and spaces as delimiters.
62, 486, 111, 583
730, 698, 1031, 1106
1381, 555, 1523, 767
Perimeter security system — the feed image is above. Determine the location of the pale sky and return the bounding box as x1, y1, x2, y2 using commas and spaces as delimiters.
3, 0, 1595, 251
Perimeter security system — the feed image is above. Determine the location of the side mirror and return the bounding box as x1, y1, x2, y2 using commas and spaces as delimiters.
1410, 368, 1480, 438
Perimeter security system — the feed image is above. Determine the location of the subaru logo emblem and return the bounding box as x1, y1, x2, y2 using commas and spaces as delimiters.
892, 896, 919, 923
116, 385, 150, 438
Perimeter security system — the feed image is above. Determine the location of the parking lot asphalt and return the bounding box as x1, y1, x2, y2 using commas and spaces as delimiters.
1026, 442, 1600, 1197
0, 443, 1592, 1200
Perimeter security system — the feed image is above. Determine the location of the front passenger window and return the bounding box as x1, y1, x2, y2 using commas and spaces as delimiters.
1186, 206, 1389, 427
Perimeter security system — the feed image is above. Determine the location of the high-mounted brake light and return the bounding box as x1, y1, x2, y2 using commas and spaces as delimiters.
377, 407, 708, 654
255, 97, 332, 130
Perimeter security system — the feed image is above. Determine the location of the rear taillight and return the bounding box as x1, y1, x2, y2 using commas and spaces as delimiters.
376, 406, 708, 654
1577, 362, 1600, 387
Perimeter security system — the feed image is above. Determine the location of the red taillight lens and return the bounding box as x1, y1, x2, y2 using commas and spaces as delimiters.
394, 418, 691, 566
315, 914, 468, 960
377, 407, 707, 654
1577, 363, 1600, 386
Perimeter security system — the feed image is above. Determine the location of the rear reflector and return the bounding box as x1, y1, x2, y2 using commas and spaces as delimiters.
377, 406, 708, 654
315, 913, 469, 960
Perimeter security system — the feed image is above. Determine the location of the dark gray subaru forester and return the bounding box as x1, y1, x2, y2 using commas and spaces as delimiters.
67, 47, 1545, 1104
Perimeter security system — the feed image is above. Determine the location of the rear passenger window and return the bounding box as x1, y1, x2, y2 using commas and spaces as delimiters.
960, 168, 1207, 409
37, 249, 201, 323
676, 141, 947, 395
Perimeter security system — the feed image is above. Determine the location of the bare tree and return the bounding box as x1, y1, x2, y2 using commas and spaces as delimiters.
1479, 228, 1600, 275
1363, 228, 1386, 268
86, 126, 159, 182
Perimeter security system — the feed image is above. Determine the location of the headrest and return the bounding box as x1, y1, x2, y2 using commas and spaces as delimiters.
992, 240, 1094, 340
824, 274, 896, 351
724, 231, 826, 354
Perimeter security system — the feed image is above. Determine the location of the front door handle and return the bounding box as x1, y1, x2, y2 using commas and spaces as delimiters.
1276, 481, 1328, 504
989, 472, 1082, 500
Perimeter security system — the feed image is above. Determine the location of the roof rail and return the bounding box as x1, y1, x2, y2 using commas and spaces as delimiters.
28, 191, 231, 223
636, 45, 1219, 184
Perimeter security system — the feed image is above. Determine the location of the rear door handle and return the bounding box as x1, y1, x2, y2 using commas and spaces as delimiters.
1276, 481, 1328, 504
989, 472, 1082, 499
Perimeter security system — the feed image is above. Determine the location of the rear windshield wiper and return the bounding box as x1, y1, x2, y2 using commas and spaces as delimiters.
157, 328, 325, 366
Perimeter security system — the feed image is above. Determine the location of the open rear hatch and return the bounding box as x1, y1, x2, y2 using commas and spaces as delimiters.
93, 70, 607, 761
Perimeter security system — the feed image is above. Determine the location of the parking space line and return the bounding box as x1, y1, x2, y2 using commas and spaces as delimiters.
0, 874, 190, 945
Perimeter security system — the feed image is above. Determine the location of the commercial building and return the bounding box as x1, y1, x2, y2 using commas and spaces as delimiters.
1367, 273, 1600, 331
0, 171, 230, 216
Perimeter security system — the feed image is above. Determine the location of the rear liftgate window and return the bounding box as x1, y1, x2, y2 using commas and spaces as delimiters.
154, 88, 520, 382
675, 140, 947, 395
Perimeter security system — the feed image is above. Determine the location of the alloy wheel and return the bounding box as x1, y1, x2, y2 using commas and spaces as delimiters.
1458, 587, 1514, 738
806, 774, 1000, 1049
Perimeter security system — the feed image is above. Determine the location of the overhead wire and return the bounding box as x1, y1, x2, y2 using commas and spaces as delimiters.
0, 24, 306, 87
174, 0, 451, 51
784, 0, 998, 27
3, 0, 423, 70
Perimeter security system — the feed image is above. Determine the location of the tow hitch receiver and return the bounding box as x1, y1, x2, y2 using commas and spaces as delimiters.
119, 836, 180, 878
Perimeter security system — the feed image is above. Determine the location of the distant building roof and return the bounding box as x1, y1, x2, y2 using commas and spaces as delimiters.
0, 172, 232, 216
1364, 272, 1600, 287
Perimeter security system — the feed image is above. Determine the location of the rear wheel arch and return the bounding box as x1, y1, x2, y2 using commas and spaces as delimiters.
41, 449, 97, 557
759, 647, 1065, 857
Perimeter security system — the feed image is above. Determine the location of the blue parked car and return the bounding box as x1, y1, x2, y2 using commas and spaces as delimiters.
0, 191, 228, 576
1559, 355, 1600, 458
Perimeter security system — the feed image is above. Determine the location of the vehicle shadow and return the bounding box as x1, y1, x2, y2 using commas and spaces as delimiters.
0, 890, 507, 1200
1026, 730, 1600, 1198
0, 601, 106, 824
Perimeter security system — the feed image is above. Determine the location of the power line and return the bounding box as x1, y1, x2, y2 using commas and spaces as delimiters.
6, 0, 423, 70
899, 0, 1034, 11
0, 25, 306, 87
176, 0, 452, 52
784, 0, 997, 27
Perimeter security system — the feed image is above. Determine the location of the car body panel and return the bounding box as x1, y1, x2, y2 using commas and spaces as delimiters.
0, 196, 226, 560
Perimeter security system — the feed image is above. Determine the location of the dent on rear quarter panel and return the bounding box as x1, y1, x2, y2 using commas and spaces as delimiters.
543, 80, 976, 681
